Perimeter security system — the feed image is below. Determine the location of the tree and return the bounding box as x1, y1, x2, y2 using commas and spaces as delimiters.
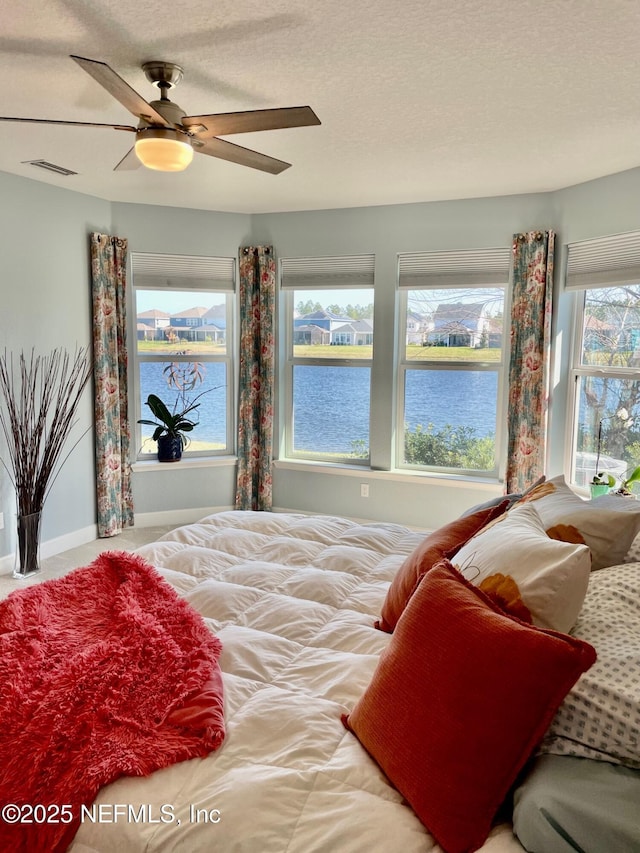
296, 299, 323, 316
403, 423, 494, 469
326, 303, 373, 320
351, 423, 495, 470
579, 286, 640, 475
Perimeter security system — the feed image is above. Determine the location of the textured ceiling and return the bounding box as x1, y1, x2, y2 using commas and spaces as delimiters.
1, 0, 640, 213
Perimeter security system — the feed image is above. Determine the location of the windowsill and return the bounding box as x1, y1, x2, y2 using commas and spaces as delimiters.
272, 458, 502, 490
133, 454, 502, 490
132, 455, 238, 473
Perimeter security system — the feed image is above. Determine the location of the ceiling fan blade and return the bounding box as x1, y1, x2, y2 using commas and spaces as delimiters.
70, 55, 171, 127
0, 116, 136, 131
183, 106, 320, 138
196, 137, 290, 174
114, 146, 142, 171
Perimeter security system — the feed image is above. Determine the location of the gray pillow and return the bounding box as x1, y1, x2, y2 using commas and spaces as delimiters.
513, 754, 640, 853
458, 493, 520, 517
459, 475, 546, 518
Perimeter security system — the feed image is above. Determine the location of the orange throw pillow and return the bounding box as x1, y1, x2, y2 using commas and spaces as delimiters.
344, 560, 597, 853
376, 501, 509, 632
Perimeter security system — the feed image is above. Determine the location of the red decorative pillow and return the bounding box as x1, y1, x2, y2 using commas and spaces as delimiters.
344, 560, 597, 853
377, 501, 509, 632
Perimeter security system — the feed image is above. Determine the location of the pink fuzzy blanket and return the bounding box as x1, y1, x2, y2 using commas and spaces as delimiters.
0, 551, 225, 853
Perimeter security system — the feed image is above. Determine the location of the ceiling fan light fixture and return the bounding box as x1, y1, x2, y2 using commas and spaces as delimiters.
135, 128, 193, 172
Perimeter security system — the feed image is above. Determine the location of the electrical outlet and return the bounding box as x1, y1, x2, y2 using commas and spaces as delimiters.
0, 512, 4, 530
360, 484, 369, 498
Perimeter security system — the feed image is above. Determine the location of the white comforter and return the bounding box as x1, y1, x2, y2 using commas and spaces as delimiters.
71, 510, 523, 853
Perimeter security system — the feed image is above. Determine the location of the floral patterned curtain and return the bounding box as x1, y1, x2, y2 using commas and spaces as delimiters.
505, 230, 555, 493
90, 233, 134, 536
235, 246, 276, 510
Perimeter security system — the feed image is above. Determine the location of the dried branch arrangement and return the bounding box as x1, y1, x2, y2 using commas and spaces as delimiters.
0, 347, 93, 518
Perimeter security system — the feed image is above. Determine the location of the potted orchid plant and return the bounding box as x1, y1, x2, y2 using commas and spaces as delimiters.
138, 392, 206, 462
590, 408, 637, 497
614, 464, 640, 496
590, 415, 616, 497
138, 359, 216, 462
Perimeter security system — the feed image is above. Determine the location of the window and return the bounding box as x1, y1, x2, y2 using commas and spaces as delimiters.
567, 231, 640, 489
131, 252, 235, 459
397, 248, 511, 475
280, 255, 375, 462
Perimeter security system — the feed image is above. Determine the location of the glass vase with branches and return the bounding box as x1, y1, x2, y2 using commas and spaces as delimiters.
0, 347, 93, 576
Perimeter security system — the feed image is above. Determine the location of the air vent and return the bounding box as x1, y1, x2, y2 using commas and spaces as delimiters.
23, 160, 77, 176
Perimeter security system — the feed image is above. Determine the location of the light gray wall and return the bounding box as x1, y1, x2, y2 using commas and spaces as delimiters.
0, 171, 112, 558
110, 202, 252, 517
110, 202, 252, 257
1, 166, 639, 556
255, 193, 558, 528
554, 167, 640, 244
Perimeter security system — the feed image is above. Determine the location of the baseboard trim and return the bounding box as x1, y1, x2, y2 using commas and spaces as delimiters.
133, 506, 235, 528
0, 523, 99, 575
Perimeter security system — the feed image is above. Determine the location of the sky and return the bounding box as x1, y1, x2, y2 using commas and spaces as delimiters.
135, 287, 505, 317
135, 288, 373, 315
291, 289, 374, 308
135, 290, 224, 314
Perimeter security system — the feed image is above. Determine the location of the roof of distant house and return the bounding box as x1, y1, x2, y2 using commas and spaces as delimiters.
584, 315, 619, 331
170, 306, 209, 319
295, 323, 326, 332
332, 319, 373, 332
137, 309, 170, 319
432, 320, 475, 335
203, 304, 226, 319
433, 302, 487, 322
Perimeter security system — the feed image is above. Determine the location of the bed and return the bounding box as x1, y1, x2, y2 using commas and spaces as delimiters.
3, 474, 640, 853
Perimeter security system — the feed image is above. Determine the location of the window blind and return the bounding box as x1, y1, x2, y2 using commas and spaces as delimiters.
280, 254, 375, 288
131, 253, 236, 290
398, 247, 511, 289
565, 231, 640, 290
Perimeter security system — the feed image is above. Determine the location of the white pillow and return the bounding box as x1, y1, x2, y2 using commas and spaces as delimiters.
453, 503, 591, 633
517, 475, 640, 570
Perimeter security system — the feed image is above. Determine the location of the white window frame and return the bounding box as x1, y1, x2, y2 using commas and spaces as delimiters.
130, 252, 237, 460
568, 293, 640, 488
280, 254, 375, 464
566, 230, 640, 487
396, 248, 512, 478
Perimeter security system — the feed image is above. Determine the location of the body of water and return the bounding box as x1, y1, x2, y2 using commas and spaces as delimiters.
292, 365, 497, 455
139, 362, 228, 448
140, 362, 498, 456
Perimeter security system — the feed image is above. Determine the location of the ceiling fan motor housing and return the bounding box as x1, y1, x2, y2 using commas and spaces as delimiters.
135, 68, 193, 172
138, 98, 188, 131
141, 61, 184, 90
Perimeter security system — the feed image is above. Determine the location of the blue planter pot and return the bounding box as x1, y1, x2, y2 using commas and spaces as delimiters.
157, 435, 183, 462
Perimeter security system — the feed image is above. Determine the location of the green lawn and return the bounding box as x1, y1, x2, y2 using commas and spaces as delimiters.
405, 345, 501, 362
293, 345, 373, 359
292, 344, 501, 362
138, 341, 226, 355
138, 340, 501, 362
582, 351, 636, 368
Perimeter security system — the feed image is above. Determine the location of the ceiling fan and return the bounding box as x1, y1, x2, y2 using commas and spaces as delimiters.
0, 55, 321, 174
